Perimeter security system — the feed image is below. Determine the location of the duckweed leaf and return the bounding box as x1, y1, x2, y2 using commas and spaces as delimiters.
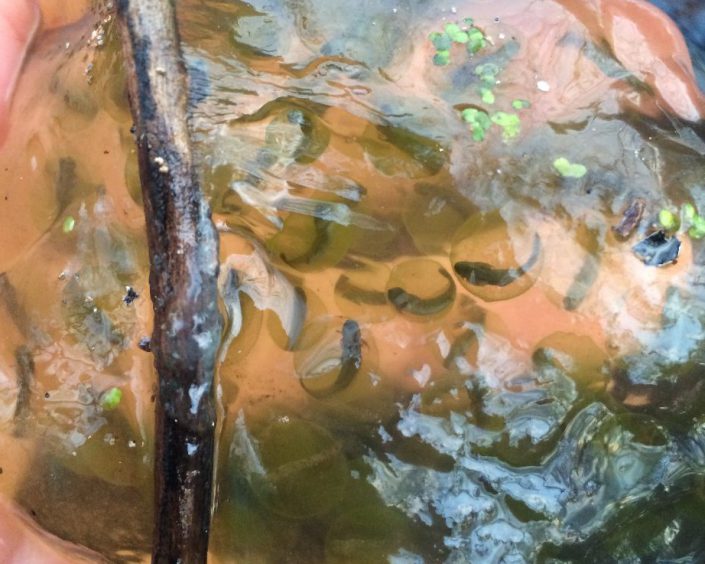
682, 203, 696, 223
512, 99, 531, 110
689, 215, 705, 239
467, 28, 486, 54
444, 23, 469, 43
461, 108, 492, 142
63, 216, 76, 233
475, 63, 499, 85
452, 31, 469, 44
481, 88, 495, 104
658, 209, 678, 231
433, 49, 451, 66
444, 23, 461, 37
491, 112, 521, 139
429, 31, 452, 51
678, 202, 705, 239
553, 157, 587, 178
101, 387, 123, 411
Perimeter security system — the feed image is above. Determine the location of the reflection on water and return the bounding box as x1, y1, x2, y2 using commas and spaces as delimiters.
650, 0, 705, 90
2, 0, 705, 562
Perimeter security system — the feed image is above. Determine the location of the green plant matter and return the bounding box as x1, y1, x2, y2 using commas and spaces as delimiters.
63, 215, 76, 233
429, 31, 452, 51
461, 108, 492, 141
429, 17, 529, 143
690, 216, 705, 238
433, 49, 450, 66
491, 112, 521, 139
658, 209, 678, 231
481, 88, 495, 104
467, 27, 486, 54
475, 63, 500, 85
444, 23, 469, 43
428, 18, 487, 66
553, 157, 587, 178
659, 202, 705, 239
100, 387, 123, 410
474, 63, 500, 105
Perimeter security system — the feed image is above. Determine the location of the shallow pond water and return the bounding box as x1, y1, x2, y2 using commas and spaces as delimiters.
2, 0, 705, 562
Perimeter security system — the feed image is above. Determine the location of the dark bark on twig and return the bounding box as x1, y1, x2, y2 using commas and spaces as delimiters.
116, 1, 222, 562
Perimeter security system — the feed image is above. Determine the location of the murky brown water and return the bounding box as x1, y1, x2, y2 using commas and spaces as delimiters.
2, 0, 705, 562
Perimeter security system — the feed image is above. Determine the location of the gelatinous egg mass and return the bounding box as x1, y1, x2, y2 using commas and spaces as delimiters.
249, 417, 349, 519
386, 259, 456, 318
295, 316, 375, 399
334, 260, 392, 322
403, 182, 474, 255
451, 210, 542, 302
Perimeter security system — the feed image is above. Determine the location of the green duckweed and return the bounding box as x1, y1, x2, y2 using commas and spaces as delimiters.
428, 31, 452, 51
63, 215, 76, 233
433, 49, 450, 66
100, 387, 123, 411
461, 108, 492, 141
467, 27, 486, 54
682, 202, 696, 222
475, 63, 500, 85
429, 18, 488, 66
444, 23, 469, 44
658, 202, 705, 239
658, 209, 679, 231
689, 215, 705, 239
491, 112, 521, 139
481, 88, 495, 104
553, 157, 587, 178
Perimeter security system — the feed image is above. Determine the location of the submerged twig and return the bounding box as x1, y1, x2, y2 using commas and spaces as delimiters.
13, 345, 34, 437
116, 1, 222, 562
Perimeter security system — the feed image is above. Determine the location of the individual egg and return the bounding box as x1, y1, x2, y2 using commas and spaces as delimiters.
451, 210, 541, 302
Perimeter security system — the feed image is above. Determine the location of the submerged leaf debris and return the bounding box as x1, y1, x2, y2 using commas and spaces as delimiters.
632, 230, 681, 267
